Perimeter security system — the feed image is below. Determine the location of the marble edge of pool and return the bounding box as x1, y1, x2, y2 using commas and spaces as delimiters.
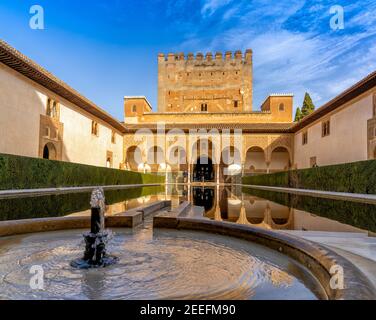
153, 215, 376, 301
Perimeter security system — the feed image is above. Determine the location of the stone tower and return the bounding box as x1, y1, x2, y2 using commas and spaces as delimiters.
157, 50, 253, 113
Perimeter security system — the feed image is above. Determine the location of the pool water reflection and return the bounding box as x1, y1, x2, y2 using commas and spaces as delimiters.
0, 184, 375, 234
166, 184, 375, 234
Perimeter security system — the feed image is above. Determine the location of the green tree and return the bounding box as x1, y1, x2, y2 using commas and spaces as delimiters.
301, 92, 315, 118
294, 107, 302, 122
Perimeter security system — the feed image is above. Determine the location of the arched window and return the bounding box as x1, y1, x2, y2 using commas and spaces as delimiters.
46, 98, 59, 119
52, 101, 58, 118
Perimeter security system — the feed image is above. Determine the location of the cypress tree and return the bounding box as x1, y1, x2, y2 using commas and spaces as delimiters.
301, 92, 315, 118
294, 107, 302, 122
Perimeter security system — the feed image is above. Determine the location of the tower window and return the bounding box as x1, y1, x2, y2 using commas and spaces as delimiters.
234, 101, 239, 108
201, 103, 208, 112
279, 103, 285, 111
132, 105, 137, 113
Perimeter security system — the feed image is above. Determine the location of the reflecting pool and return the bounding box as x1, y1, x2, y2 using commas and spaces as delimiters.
0, 184, 375, 234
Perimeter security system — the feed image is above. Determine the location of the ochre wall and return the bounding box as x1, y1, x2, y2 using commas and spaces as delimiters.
60, 102, 123, 168
293, 89, 375, 169
124, 98, 152, 118
0, 63, 124, 169
261, 96, 293, 123
0, 64, 44, 158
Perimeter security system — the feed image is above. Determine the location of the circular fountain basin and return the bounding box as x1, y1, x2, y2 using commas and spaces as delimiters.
0, 228, 326, 300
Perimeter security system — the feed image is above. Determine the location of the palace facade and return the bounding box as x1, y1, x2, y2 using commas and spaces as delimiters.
0, 40, 375, 183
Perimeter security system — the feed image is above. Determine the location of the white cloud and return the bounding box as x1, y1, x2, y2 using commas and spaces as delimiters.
177, 0, 376, 112
201, 0, 233, 17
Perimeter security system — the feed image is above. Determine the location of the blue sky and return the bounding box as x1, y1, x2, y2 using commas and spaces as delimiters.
0, 0, 376, 120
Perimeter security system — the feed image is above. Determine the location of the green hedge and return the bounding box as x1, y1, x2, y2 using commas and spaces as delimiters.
242, 160, 376, 194
0, 153, 164, 190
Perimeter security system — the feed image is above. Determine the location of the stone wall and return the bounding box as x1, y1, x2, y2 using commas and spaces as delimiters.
157, 50, 253, 113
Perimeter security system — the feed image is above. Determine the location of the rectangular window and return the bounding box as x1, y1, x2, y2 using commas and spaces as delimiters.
201, 103, 208, 112
44, 127, 50, 138
322, 120, 330, 137
132, 105, 137, 113
91, 121, 99, 136
234, 101, 239, 108
111, 131, 116, 144
302, 132, 308, 145
106, 151, 113, 168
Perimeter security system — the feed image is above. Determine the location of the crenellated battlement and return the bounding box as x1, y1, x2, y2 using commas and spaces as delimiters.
157, 49, 253, 113
158, 49, 253, 63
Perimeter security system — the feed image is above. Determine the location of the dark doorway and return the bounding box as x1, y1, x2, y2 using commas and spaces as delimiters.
42, 143, 57, 160
43, 145, 49, 159
192, 187, 215, 212
193, 156, 214, 182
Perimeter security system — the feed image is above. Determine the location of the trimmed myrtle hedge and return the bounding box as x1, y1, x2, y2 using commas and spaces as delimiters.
243, 160, 376, 194
0, 153, 164, 190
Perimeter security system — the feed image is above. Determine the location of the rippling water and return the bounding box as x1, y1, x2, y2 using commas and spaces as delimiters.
0, 221, 326, 300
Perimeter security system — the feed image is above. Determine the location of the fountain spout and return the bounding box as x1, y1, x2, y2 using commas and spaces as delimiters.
89, 188, 105, 234
71, 188, 118, 269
